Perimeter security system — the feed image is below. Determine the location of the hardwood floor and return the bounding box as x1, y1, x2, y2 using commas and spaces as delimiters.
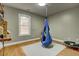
0, 39, 40, 56
0, 46, 25, 56
0, 39, 79, 56
58, 47, 79, 56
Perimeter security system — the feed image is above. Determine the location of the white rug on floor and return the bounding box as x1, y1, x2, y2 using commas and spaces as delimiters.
22, 42, 66, 56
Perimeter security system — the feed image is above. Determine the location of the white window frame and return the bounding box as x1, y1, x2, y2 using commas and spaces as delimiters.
18, 13, 31, 36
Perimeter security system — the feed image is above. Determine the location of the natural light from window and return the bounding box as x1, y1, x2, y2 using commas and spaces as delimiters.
18, 13, 31, 36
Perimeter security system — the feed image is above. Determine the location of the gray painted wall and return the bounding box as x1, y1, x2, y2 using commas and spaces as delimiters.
48, 7, 79, 42
3, 5, 79, 44
4, 6, 44, 43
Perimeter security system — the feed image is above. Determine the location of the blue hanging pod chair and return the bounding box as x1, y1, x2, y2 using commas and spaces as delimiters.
41, 17, 52, 47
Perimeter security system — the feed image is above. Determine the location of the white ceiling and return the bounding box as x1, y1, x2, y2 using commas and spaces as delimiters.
3, 3, 79, 17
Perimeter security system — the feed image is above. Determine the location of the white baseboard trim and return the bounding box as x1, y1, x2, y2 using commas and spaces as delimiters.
0, 38, 40, 48
53, 38, 64, 43
0, 38, 64, 49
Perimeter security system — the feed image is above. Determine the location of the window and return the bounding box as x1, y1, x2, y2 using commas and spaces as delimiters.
18, 14, 31, 36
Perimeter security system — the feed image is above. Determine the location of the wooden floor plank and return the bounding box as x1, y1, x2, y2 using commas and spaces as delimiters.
0, 39, 79, 56
57, 47, 79, 56
0, 39, 40, 56
0, 46, 25, 56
